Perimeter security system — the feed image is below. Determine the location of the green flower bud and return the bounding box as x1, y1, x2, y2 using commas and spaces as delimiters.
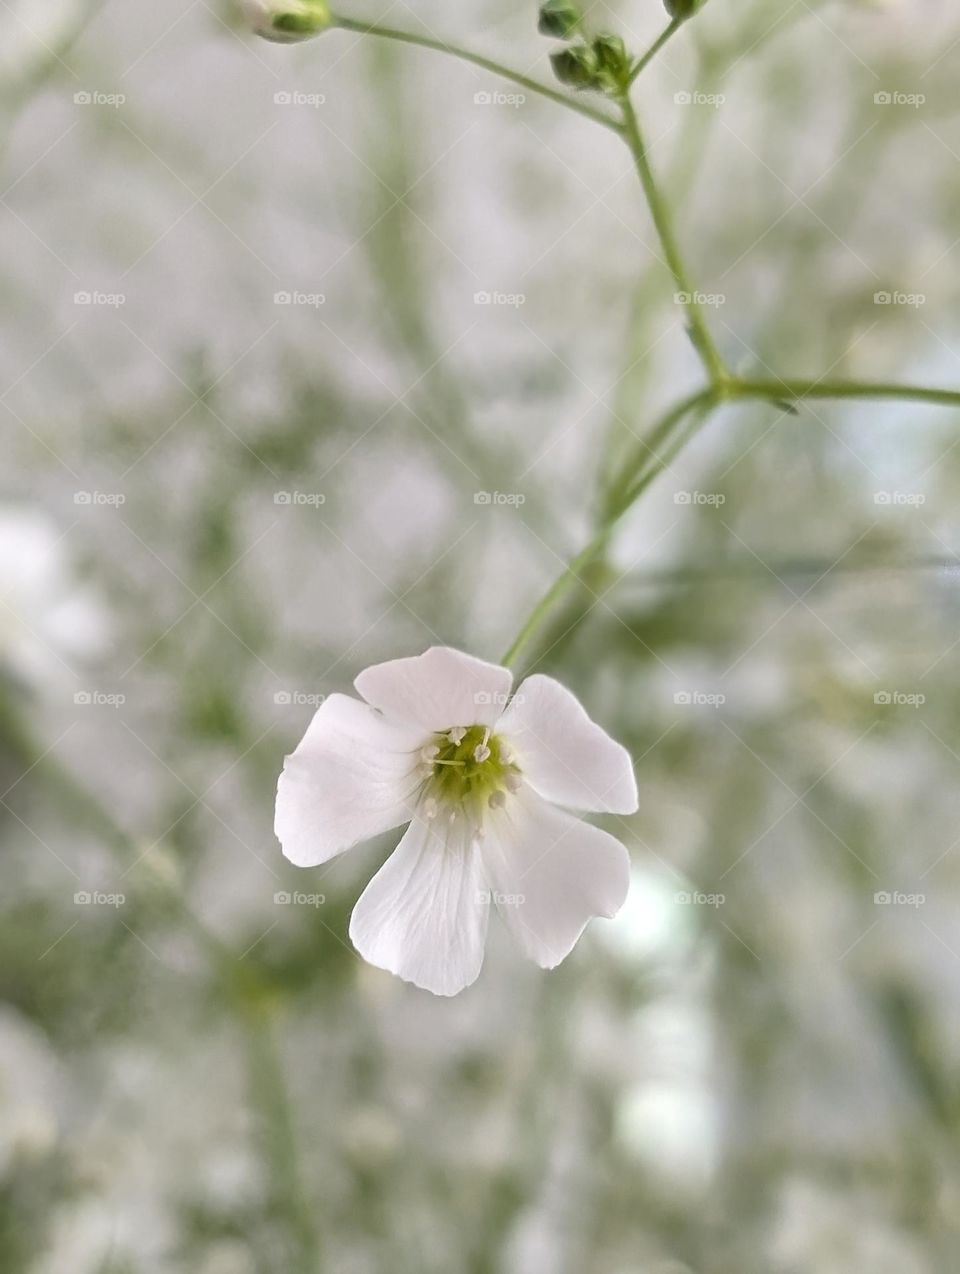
242, 0, 333, 43
538, 0, 582, 39
549, 43, 599, 90
664, 0, 700, 20
592, 33, 628, 89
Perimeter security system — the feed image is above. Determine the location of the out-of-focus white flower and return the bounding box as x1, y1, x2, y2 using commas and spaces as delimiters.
0, 1007, 59, 1175
275, 646, 637, 995
0, 507, 107, 687
0, 0, 86, 85
240, 0, 333, 42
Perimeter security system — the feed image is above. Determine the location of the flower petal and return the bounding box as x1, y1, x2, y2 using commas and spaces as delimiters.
348, 814, 489, 996
275, 694, 423, 867
482, 788, 630, 969
499, 674, 638, 814
354, 646, 513, 732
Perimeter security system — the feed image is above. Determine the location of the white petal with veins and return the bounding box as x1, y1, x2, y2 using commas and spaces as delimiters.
275, 694, 423, 867
349, 813, 490, 996
500, 674, 638, 814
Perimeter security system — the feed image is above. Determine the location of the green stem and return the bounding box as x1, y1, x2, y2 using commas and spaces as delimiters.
500, 531, 614, 669
501, 389, 717, 668
333, 16, 620, 130
242, 1003, 324, 1273
732, 377, 960, 409
618, 95, 729, 386
604, 387, 715, 515
627, 17, 683, 85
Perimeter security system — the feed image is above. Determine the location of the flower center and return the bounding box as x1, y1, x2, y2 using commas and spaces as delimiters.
420, 724, 521, 830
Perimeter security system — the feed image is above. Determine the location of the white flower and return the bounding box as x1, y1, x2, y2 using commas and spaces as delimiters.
275, 646, 638, 995
240, 0, 332, 42
0, 506, 107, 688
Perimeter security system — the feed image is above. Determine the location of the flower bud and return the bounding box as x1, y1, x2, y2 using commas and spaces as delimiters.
664, 0, 700, 19
592, 33, 628, 89
549, 43, 599, 90
241, 0, 333, 43
538, 0, 582, 39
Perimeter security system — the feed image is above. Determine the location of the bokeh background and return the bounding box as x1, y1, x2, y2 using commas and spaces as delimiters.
3, 0, 960, 1269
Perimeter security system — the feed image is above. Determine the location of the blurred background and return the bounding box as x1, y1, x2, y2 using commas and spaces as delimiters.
3, 0, 960, 1268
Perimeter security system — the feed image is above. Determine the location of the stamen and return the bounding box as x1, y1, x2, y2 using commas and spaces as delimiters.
422, 724, 522, 830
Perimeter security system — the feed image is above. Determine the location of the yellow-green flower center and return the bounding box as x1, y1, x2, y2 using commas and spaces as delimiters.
423, 724, 521, 822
